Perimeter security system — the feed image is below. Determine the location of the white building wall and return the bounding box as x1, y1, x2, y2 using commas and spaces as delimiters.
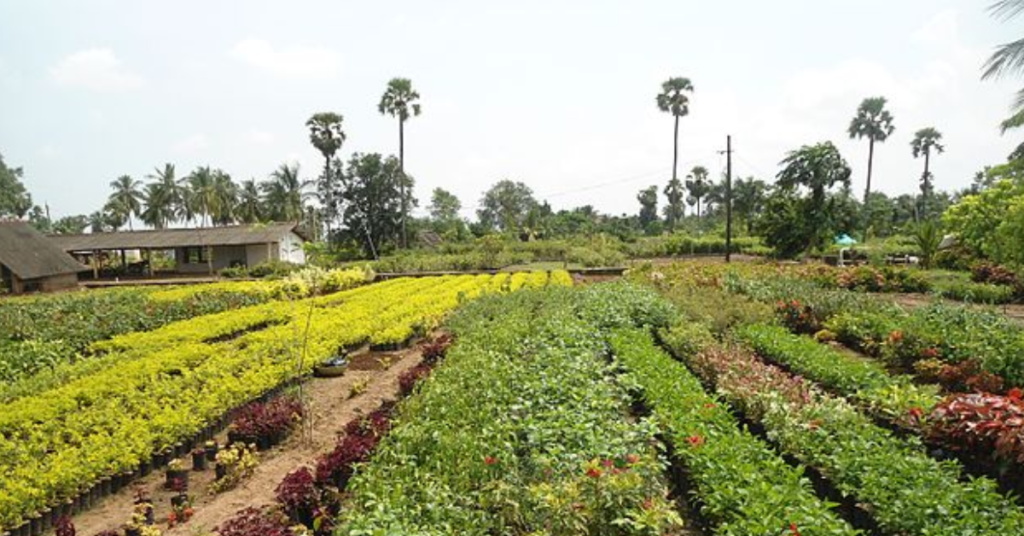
279, 232, 306, 264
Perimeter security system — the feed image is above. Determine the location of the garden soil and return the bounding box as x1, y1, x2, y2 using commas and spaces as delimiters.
69, 344, 425, 536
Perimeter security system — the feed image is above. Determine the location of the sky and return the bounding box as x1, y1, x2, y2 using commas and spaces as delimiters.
0, 0, 1022, 221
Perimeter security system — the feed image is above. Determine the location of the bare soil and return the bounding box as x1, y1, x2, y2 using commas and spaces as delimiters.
69, 344, 424, 536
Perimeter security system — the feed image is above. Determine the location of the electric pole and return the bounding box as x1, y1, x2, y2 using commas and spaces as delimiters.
724, 135, 733, 263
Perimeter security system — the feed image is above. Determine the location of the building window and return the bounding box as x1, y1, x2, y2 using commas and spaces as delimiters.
185, 246, 210, 264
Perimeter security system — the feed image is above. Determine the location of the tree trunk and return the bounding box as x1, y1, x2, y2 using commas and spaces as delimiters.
672, 115, 679, 181
324, 156, 332, 240
864, 138, 874, 204
399, 118, 407, 249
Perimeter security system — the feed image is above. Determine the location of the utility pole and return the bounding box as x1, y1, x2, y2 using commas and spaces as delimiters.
721, 136, 734, 263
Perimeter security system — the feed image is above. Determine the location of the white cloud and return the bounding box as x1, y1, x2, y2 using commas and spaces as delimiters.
50, 48, 144, 91
172, 133, 210, 154
229, 39, 341, 80
912, 9, 960, 50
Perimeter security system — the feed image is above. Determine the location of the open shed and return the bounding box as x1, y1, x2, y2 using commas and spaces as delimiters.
0, 221, 88, 294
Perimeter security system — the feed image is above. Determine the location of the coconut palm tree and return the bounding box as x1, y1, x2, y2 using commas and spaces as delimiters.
183, 166, 219, 227
983, 0, 1024, 131
107, 175, 142, 230
262, 163, 305, 222
211, 170, 237, 225
379, 77, 422, 248
848, 97, 896, 203
656, 77, 695, 185
140, 183, 175, 229
237, 179, 263, 224
306, 112, 345, 235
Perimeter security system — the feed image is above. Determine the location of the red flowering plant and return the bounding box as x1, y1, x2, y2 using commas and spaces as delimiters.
775, 300, 820, 334
934, 359, 1006, 395
275, 467, 320, 525
54, 516, 75, 536
928, 392, 1024, 464
217, 507, 291, 536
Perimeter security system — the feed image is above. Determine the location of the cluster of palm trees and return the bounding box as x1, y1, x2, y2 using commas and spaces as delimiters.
100, 162, 306, 232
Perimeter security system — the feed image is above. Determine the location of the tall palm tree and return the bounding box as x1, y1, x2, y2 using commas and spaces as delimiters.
140, 182, 176, 229
145, 163, 182, 226
262, 163, 305, 222
306, 112, 345, 235
211, 169, 237, 225
911, 128, 944, 219
656, 77, 695, 185
107, 175, 142, 230
983, 0, 1024, 132
237, 179, 263, 224
848, 97, 896, 203
378, 77, 422, 248
183, 166, 219, 227
685, 165, 710, 220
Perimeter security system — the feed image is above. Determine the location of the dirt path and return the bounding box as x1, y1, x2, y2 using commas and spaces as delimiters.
70, 346, 424, 536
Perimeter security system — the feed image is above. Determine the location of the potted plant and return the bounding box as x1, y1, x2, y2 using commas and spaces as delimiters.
191, 448, 207, 471
165, 459, 188, 490
204, 440, 219, 462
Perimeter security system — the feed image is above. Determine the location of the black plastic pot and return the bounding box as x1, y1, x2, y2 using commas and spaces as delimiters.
192, 451, 208, 471
28, 515, 40, 536
139, 460, 152, 477
165, 469, 189, 490
170, 494, 189, 509
125, 528, 141, 536
204, 443, 219, 462
100, 476, 112, 497
215, 463, 227, 480
13, 522, 29, 536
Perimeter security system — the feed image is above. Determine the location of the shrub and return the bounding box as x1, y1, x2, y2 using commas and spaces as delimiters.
218, 507, 291, 536
248, 260, 301, 279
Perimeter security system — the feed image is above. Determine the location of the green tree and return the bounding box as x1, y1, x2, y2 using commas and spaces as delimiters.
684, 165, 710, 220
848, 96, 896, 203
862, 191, 896, 237
379, 77, 422, 248
656, 77, 694, 184
637, 185, 659, 232
51, 215, 88, 235
775, 141, 852, 252
262, 163, 306, 222
914, 220, 942, 269
0, 153, 33, 219
182, 167, 219, 227
732, 177, 768, 233
140, 182, 176, 229
306, 112, 346, 235
428, 187, 463, 239
211, 169, 237, 225
237, 179, 263, 224
107, 175, 142, 230
911, 127, 944, 219
758, 188, 811, 258
477, 180, 538, 235
340, 153, 406, 257
662, 177, 685, 231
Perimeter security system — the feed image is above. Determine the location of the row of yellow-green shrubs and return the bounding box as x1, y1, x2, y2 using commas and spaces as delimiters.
0, 272, 568, 532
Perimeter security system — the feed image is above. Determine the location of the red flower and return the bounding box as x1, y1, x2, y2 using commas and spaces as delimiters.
789, 522, 801, 536
625, 453, 640, 465
641, 497, 655, 511
921, 347, 939, 359
1008, 387, 1023, 401
484, 456, 498, 466
586, 467, 602, 478
889, 330, 904, 343
908, 407, 924, 420
703, 402, 716, 409
601, 458, 615, 468
687, 435, 705, 447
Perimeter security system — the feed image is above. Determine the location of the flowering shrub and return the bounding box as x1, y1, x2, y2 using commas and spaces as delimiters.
230, 396, 304, 446
929, 391, 1024, 464
775, 299, 822, 334
217, 507, 292, 536
972, 262, 1020, 287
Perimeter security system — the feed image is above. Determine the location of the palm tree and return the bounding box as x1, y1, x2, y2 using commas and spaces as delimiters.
306, 112, 345, 235
145, 163, 182, 226
183, 166, 219, 227
983, 0, 1024, 131
140, 183, 175, 229
378, 78, 422, 248
262, 163, 305, 222
732, 177, 768, 233
211, 169, 237, 225
656, 77, 695, 185
911, 128, 944, 219
237, 179, 263, 224
685, 165, 710, 220
107, 175, 142, 230
848, 97, 896, 203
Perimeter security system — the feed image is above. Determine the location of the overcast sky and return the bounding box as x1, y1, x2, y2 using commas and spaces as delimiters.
0, 0, 1021, 220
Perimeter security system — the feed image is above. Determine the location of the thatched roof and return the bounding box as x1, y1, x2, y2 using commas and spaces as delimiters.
49, 223, 306, 252
0, 221, 88, 279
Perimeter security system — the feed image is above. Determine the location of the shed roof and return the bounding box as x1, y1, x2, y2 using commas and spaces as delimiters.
0, 221, 89, 279
48, 223, 306, 252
